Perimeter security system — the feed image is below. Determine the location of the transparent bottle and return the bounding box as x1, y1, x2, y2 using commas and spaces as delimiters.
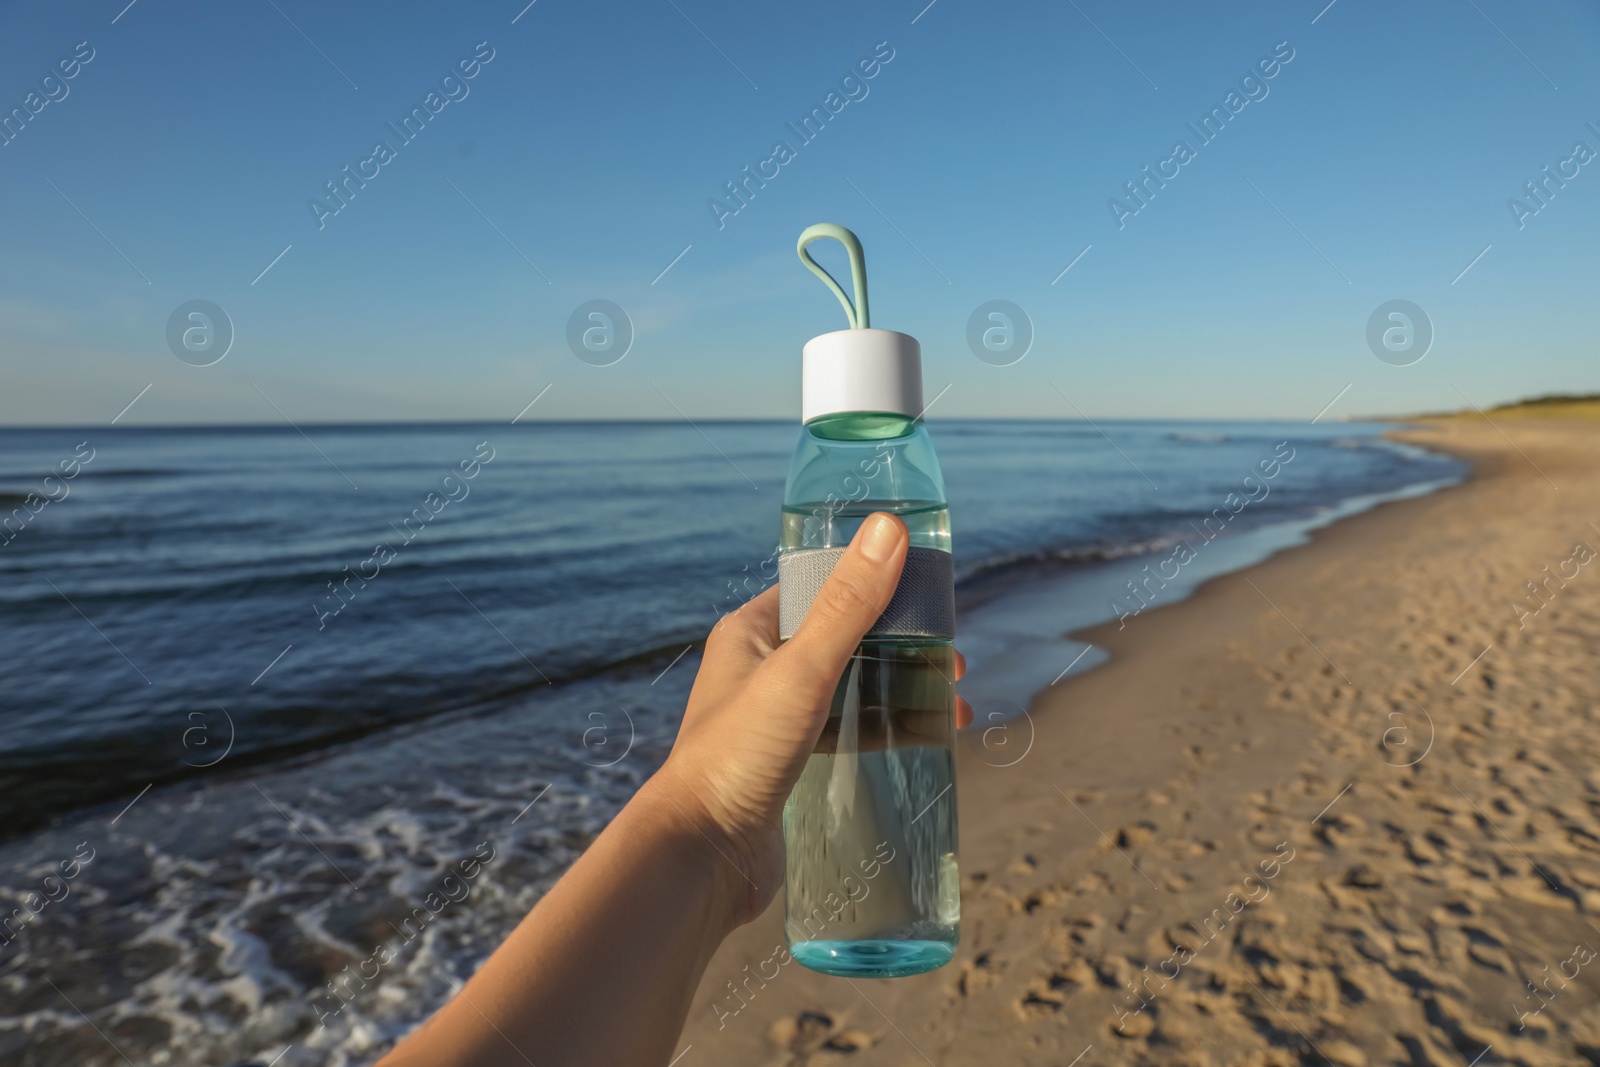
779, 410, 960, 978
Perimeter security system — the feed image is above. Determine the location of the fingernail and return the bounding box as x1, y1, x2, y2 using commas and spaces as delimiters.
859, 513, 901, 563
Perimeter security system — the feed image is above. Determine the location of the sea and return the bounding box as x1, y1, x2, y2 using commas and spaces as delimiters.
0, 419, 1464, 1066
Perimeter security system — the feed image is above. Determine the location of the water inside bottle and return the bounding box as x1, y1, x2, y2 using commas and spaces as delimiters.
780, 503, 959, 977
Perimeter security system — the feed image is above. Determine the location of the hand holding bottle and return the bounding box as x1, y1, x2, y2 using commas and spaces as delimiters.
656, 512, 971, 926
377, 513, 968, 1067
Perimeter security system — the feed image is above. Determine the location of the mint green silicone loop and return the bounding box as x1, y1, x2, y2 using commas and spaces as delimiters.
796, 223, 870, 330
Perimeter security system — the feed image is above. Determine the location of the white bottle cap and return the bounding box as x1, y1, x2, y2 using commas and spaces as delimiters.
802, 328, 923, 424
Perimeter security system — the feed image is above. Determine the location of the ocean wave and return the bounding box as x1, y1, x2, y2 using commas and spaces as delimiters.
952, 536, 1179, 585
0, 661, 690, 1066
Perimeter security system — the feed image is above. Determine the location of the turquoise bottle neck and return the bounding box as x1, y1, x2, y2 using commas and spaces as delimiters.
804, 411, 921, 442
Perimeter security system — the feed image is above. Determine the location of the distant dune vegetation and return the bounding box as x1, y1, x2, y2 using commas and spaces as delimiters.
1423, 392, 1600, 421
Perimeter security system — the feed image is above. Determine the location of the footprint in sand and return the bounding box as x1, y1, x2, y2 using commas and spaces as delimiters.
767, 1010, 876, 1059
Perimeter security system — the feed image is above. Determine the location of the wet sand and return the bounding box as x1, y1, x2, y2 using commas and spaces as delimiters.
679, 419, 1600, 1065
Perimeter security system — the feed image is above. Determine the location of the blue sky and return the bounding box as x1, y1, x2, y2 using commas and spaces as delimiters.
1, 0, 1596, 425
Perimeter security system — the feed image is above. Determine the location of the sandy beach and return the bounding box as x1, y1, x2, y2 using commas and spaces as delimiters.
679, 418, 1600, 1066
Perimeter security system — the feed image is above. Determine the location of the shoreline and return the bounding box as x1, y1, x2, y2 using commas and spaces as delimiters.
952, 433, 1464, 719
680, 417, 1600, 1065
1051, 426, 1466, 692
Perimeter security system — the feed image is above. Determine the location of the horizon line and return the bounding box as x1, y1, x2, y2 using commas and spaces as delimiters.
0, 414, 1384, 432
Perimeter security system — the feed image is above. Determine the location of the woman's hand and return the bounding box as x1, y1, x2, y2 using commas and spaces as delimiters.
652, 512, 970, 927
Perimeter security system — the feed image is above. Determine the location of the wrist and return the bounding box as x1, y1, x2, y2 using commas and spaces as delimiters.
634, 762, 763, 936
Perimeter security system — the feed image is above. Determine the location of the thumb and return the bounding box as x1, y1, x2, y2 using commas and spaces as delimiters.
765, 512, 908, 706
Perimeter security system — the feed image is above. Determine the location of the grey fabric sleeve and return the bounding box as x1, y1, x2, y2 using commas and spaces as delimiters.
778, 545, 955, 640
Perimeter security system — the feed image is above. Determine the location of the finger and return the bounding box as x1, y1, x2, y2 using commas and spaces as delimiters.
956, 696, 973, 730
708, 584, 780, 658
763, 513, 908, 708
687, 585, 780, 713
953, 649, 966, 681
